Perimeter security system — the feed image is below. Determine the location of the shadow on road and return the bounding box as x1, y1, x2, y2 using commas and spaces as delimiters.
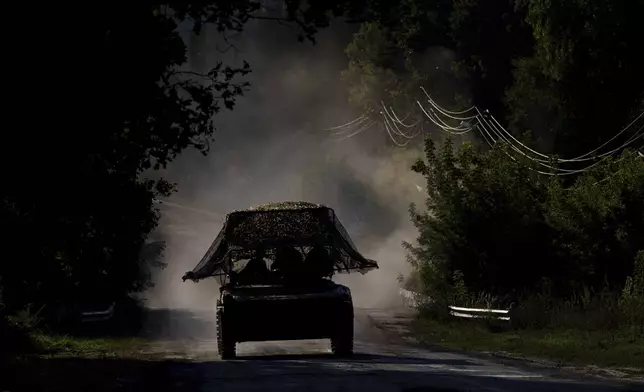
140, 307, 217, 340
5, 354, 641, 392
237, 352, 475, 366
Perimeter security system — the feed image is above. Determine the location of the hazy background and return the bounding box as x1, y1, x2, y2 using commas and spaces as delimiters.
141, 16, 432, 317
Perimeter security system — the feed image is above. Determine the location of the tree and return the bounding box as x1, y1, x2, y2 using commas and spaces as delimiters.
448, 0, 534, 116
0, 1, 365, 316
341, 1, 533, 118
545, 150, 644, 291
341, 0, 643, 158
341, 1, 455, 116
342, 22, 404, 112
405, 133, 644, 302
405, 137, 556, 300
506, 0, 644, 156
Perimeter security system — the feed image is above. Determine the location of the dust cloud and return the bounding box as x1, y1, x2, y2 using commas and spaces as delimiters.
141, 16, 436, 323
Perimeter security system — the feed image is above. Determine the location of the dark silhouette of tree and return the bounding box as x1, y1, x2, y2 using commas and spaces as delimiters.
0, 1, 365, 317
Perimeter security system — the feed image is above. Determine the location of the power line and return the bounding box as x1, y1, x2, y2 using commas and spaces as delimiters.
419, 87, 643, 161
321, 86, 643, 177
332, 120, 377, 141
381, 102, 422, 139
416, 88, 643, 173
323, 114, 369, 131
388, 106, 421, 128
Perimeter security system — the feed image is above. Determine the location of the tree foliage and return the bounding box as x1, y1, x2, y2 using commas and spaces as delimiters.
405, 136, 644, 308
508, 0, 644, 155
0, 1, 362, 318
545, 152, 644, 291
342, 0, 644, 156
3, 4, 253, 314
342, 22, 403, 112
340, 0, 644, 311
342, 1, 532, 117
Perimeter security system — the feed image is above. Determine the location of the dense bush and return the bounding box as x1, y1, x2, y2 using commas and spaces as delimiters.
404, 136, 644, 330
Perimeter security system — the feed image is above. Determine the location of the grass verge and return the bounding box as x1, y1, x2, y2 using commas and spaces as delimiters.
1, 333, 179, 392
32, 332, 152, 359
409, 317, 644, 373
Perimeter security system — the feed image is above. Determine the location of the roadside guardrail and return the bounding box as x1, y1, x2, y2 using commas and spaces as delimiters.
81, 302, 115, 323
448, 305, 510, 321
400, 289, 511, 321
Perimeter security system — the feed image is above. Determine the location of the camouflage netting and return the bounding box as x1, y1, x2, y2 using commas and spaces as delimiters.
182, 201, 379, 282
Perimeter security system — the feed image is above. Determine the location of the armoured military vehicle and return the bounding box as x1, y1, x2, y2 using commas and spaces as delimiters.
182, 201, 378, 359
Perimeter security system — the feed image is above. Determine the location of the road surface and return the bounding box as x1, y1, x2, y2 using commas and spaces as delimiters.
140, 308, 642, 392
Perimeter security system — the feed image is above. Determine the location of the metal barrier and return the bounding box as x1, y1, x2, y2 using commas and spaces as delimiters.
400, 289, 511, 321
81, 302, 115, 323
448, 305, 510, 321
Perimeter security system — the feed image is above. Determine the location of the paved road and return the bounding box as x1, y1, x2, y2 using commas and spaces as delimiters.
141, 308, 642, 392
